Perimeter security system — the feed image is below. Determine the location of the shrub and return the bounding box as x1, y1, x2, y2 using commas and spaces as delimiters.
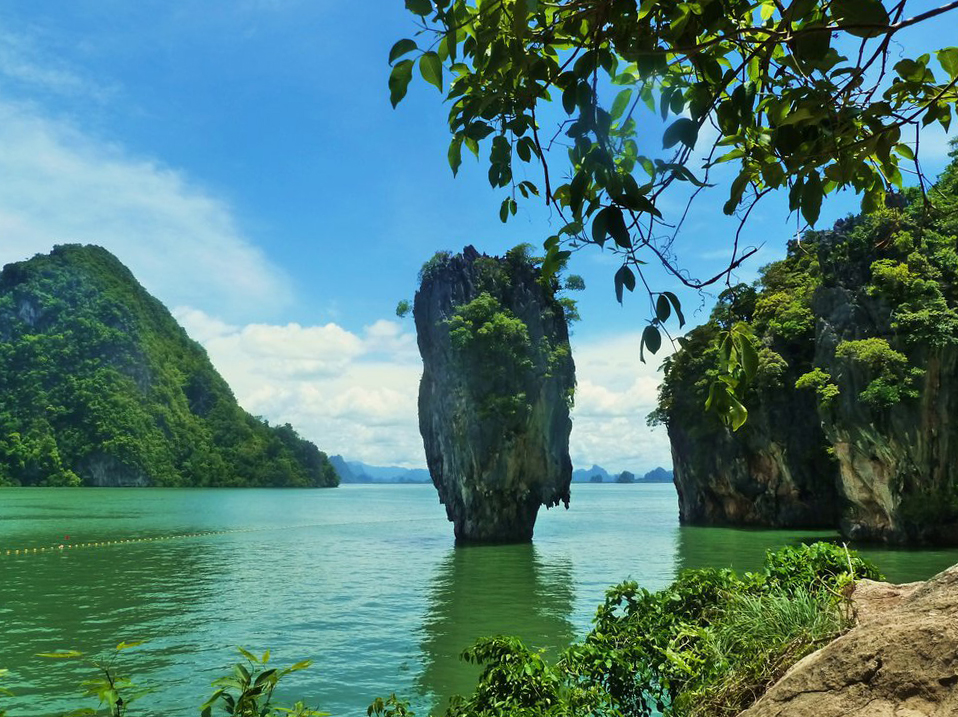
835, 338, 923, 407
795, 367, 840, 407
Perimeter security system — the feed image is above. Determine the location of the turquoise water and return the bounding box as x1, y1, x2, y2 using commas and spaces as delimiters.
0, 484, 955, 716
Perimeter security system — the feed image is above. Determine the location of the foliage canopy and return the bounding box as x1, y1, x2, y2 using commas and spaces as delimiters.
439, 542, 880, 717
653, 150, 958, 432
391, 0, 958, 359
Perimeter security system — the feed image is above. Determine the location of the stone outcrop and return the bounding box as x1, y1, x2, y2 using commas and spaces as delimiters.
740, 565, 958, 717
414, 246, 575, 543
670, 388, 840, 528
813, 282, 958, 544
657, 168, 958, 544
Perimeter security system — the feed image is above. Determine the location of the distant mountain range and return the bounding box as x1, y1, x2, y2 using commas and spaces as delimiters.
571, 465, 674, 484
330, 457, 672, 485
329, 457, 431, 484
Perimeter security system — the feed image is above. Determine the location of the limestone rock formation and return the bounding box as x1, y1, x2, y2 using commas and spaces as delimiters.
813, 282, 958, 544
669, 388, 840, 528
414, 246, 575, 543
655, 157, 958, 543
741, 565, 958, 717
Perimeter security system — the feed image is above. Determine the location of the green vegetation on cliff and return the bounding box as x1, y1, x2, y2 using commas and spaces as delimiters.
444, 245, 578, 425
0, 245, 338, 488
653, 147, 958, 542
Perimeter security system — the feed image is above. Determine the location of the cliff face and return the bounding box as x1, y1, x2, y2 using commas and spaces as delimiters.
670, 388, 840, 528
414, 246, 575, 543
814, 281, 958, 544
0, 244, 339, 488
656, 156, 958, 544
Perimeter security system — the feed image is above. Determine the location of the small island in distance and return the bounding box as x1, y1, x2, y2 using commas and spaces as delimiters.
330, 456, 673, 486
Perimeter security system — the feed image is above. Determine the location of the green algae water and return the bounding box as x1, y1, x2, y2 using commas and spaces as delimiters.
1, 484, 956, 716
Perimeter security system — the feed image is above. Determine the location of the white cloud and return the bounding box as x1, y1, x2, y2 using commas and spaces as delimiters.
569, 332, 673, 473
0, 29, 112, 100
0, 99, 293, 322
175, 308, 673, 474
176, 309, 426, 467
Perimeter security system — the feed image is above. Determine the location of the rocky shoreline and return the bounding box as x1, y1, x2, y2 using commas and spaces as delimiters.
742, 563, 958, 716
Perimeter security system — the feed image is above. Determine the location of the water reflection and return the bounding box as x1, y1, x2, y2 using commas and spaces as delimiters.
677, 525, 838, 574
416, 544, 575, 712
677, 524, 958, 584
0, 538, 224, 717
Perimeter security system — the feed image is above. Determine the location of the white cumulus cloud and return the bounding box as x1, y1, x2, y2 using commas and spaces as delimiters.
569, 332, 673, 473
175, 308, 673, 474
175, 309, 426, 467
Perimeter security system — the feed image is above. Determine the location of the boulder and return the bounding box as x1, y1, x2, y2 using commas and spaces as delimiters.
740, 565, 958, 716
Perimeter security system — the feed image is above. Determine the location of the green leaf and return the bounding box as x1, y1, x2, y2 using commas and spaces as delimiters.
614, 265, 635, 304
448, 137, 463, 176
606, 207, 631, 248
610, 88, 633, 121
388, 39, 417, 64
727, 392, 748, 431
419, 52, 443, 91
591, 207, 609, 246
938, 47, 958, 79
512, 0, 528, 40
516, 138, 532, 162
662, 118, 698, 149
388, 60, 414, 108
254, 669, 278, 687
801, 171, 823, 226
779, 107, 819, 127
116, 641, 144, 651
792, 24, 830, 67
663, 291, 685, 327
739, 334, 759, 379
405, 0, 432, 16
562, 83, 577, 115
896, 143, 915, 161
37, 651, 84, 659
237, 647, 259, 664
715, 148, 745, 164
655, 294, 671, 323
570, 172, 589, 215
831, 0, 889, 37
641, 325, 662, 361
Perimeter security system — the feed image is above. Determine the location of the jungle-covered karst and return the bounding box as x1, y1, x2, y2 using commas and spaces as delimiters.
652, 149, 958, 544
414, 245, 577, 543
0, 244, 338, 488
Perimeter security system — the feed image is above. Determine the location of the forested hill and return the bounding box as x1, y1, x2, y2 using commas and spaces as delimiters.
0, 244, 339, 488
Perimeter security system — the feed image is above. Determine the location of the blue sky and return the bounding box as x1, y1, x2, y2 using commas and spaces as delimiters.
0, 2, 953, 470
